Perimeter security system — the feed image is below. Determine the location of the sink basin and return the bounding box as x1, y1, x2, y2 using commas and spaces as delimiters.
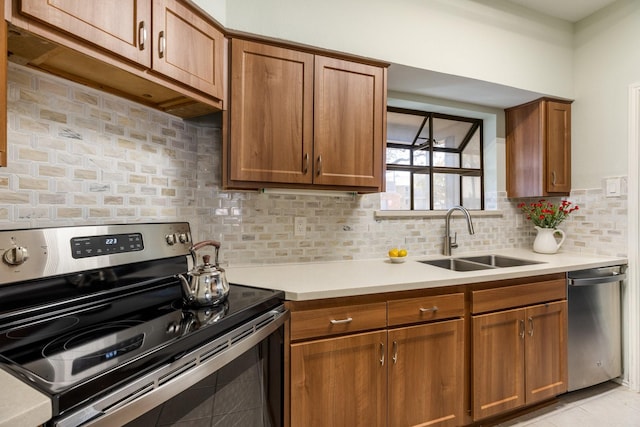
420, 254, 544, 272
419, 258, 495, 272
459, 254, 543, 268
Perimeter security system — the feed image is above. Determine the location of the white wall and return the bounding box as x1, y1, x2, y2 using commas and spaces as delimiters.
216, 0, 574, 99
196, 0, 639, 189
572, 0, 640, 188
190, 0, 226, 26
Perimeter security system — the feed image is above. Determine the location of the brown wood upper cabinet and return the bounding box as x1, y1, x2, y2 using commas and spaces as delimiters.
228, 38, 386, 192
10, 0, 224, 117
506, 98, 572, 198
151, 0, 224, 99
19, 0, 152, 67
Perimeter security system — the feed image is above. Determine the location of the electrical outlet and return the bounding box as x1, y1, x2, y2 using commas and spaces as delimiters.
294, 217, 306, 237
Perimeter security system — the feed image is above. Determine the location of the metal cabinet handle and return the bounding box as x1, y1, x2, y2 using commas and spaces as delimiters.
317, 155, 322, 176
392, 340, 398, 364
419, 306, 438, 313
138, 21, 147, 51
528, 317, 534, 337
519, 319, 525, 339
551, 171, 557, 186
303, 153, 309, 174
379, 342, 384, 366
158, 31, 166, 58
329, 317, 352, 325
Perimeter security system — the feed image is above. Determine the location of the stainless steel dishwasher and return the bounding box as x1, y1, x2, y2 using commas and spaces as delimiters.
567, 265, 627, 391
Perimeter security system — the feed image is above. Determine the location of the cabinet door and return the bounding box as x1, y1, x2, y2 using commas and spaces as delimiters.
545, 101, 571, 193
505, 101, 543, 198
525, 301, 568, 403
388, 319, 464, 427
290, 330, 387, 427
230, 40, 314, 184
152, 0, 224, 99
472, 308, 525, 420
313, 56, 385, 189
20, 0, 151, 67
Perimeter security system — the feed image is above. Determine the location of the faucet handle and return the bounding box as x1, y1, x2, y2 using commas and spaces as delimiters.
450, 232, 458, 249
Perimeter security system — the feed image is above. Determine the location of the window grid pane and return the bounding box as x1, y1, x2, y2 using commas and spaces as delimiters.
413, 174, 430, 210
384, 108, 483, 211
384, 170, 411, 210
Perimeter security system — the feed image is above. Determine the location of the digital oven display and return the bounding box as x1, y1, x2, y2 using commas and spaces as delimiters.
71, 233, 144, 258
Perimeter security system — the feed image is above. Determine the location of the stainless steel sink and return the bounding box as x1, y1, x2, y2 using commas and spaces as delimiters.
420, 254, 544, 272
419, 258, 495, 271
459, 254, 543, 268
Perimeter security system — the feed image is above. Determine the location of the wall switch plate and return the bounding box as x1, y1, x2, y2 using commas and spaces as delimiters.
605, 177, 621, 198
294, 217, 306, 237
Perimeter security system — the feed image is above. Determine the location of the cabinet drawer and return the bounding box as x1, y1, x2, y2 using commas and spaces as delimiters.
290, 302, 387, 341
387, 293, 464, 326
472, 279, 566, 314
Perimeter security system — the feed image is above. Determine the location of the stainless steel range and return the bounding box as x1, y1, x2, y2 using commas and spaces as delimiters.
0, 223, 287, 427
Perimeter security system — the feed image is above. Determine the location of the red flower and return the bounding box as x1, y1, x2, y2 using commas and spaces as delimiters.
517, 199, 579, 228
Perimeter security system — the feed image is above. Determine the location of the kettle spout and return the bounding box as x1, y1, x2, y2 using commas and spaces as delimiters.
176, 274, 194, 301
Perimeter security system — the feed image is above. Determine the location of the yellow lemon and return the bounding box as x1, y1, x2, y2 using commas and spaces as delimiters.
388, 248, 399, 257
398, 249, 408, 257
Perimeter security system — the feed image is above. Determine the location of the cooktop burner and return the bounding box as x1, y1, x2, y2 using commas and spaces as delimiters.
0, 280, 282, 416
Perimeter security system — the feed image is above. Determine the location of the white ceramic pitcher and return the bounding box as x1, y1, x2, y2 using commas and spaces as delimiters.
533, 226, 565, 254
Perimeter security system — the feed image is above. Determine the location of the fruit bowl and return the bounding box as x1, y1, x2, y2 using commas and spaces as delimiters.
388, 256, 406, 264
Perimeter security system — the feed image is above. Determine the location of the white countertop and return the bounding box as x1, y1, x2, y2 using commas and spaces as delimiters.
0, 368, 51, 427
0, 249, 626, 427
226, 249, 628, 300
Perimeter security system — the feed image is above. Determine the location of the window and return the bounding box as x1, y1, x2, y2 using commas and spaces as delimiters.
383, 107, 484, 211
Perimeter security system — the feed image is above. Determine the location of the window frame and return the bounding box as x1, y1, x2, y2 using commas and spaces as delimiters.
385, 106, 485, 211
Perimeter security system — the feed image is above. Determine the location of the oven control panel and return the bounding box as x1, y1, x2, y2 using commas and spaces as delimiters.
71, 233, 144, 259
0, 222, 192, 286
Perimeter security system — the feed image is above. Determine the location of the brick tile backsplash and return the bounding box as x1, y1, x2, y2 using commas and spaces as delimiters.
0, 63, 628, 265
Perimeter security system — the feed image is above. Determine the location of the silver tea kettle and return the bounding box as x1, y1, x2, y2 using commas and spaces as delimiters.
177, 240, 229, 307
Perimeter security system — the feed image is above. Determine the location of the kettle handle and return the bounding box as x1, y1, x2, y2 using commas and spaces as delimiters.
190, 240, 222, 266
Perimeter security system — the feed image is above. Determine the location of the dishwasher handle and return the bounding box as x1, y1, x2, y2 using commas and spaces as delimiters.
568, 269, 627, 286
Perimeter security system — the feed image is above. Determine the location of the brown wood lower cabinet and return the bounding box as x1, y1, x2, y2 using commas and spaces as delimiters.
472, 300, 567, 421
288, 276, 568, 427
388, 319, 464, 427
288, 294, 465, 427
290, 330, 387, 427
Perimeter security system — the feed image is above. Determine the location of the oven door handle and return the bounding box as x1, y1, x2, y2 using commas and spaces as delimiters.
56, 305, 289, 427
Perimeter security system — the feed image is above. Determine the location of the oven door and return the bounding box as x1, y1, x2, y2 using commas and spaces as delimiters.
54, 306, 288, 427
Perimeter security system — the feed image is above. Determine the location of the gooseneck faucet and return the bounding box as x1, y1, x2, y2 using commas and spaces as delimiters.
443, 206, 475, 256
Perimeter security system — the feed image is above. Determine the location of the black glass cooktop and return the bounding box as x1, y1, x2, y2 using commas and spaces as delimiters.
0, 279, 283, 417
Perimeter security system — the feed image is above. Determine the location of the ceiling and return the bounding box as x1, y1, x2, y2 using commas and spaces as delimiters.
388, 0, 617, 110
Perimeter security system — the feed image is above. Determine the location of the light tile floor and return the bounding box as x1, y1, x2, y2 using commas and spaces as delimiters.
497, 382, 640, 427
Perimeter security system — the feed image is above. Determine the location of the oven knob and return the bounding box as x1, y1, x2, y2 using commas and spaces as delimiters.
178, 233, 188, 244
166, 234, 176, 245
3, 246, 29, 266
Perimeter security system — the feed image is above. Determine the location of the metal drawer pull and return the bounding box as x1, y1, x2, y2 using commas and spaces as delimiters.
379, 343, 384, 366
138, 21, 147, 50
158, 31, 166, 58
419, 306, 438, 313
330, 317, 353, 325
528, 317, 534, 337
392, 340, 398, 365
